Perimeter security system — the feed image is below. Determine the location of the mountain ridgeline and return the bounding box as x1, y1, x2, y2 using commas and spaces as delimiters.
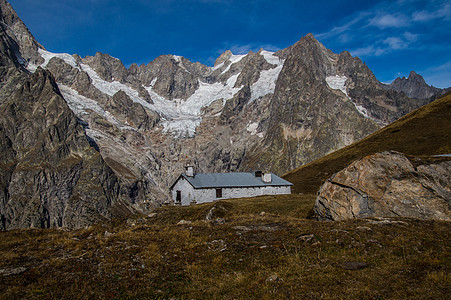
0, 0, 448, 229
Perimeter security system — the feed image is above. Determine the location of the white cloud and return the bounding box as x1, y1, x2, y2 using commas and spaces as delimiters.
351, 45, 390, 57
420, 60, 451, 88
412, 2, 451, 22
369, 13, 409, 28
383, 37, 407, 50
352, 32, 417, 57
315, 12, 369, 40
412, 10, 435, 22
403, 31, 418, 42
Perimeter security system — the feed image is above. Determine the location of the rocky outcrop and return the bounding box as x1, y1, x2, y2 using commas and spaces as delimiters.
245, 34, 381, 173
314, 151, 450, 221
0, 67, 133, 230
0, 0, 43, 66
382, 71, 449, 100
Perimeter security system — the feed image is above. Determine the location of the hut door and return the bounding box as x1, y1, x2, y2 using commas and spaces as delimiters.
176, 191, 181, 203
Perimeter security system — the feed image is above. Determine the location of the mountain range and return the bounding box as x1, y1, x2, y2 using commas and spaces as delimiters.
0, 0, 449, 230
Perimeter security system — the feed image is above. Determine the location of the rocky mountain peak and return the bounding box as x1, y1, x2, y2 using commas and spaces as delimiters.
382, 70, 447, 100
82, 52, 128, 83
214, 50, 233, 67
0, 0, 43, 66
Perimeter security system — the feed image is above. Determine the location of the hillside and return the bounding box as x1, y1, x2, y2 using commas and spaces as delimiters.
283, 92, 451, 194
1, 196, 449, 299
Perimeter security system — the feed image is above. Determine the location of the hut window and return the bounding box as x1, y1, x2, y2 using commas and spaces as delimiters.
216, 188, 222, 198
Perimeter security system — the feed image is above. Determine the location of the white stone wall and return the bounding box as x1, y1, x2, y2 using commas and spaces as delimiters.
171, 177, 196, 206
171, 179, 291, 206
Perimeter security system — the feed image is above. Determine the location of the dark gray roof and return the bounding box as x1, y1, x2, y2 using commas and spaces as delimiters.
174, 172, 293, 189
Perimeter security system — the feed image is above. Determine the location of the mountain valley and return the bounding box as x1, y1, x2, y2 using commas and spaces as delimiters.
0, 0, 449, 230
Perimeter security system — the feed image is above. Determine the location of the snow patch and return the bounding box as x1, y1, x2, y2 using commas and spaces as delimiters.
38, 48, 79, 70
250, 63, 284, 102
246, 122, 263, 138
248, 51, 285, 103
80, 63, 142, 101
353, 103, 371, 119
59, 85, 134, 131
326, 75, 348, 97
260, 50, 282, 65
219, 54, 246, 74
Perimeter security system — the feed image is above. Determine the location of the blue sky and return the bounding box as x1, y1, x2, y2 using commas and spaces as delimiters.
8, 0, 451, 88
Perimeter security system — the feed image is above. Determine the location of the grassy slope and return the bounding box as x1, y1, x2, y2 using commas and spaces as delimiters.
0, 197, 449, 299
283, 92, 451, 194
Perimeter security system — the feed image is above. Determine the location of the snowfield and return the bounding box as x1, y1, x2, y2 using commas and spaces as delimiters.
27, 49, 285, 138
326, 75, 348, 97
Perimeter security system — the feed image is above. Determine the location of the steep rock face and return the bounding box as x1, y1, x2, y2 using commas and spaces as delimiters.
314, 151, 450, 221
0, 68, 130, 230
243, 35, 438, 174
337, 52, 427, 124
382, 71, 449, 100
245, 34, 380, 173
82, 52, 129, 83
0, 0, 43, 66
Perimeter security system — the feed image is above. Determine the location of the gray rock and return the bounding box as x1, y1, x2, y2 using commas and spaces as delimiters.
177, 219, 192, 225
266, 275, 283, 282
0, 266, 27, 276
314, 151, 451, 221
339, 261, 369, 270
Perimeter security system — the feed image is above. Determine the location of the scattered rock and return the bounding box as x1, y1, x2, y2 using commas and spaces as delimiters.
104, 231, 114, 237
338, 261, 369, 270
126, 219, 136, 226
0, 267, 27, 276
177, 220, 192, 225
208, 239, 227, 252
296, 234, 316, 243
356, 226, 373, 232
366, 219, 408, 226
260, 211, 266, 216
233, 225, 252, 232
266, 275, 283, 283
205, 204, 228, 221
211, 218, 226, 225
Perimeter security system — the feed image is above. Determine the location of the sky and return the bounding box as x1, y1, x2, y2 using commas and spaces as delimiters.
8, 0, 451, 88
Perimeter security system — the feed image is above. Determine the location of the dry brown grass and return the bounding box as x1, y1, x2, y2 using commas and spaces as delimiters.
1, 195, 449, 299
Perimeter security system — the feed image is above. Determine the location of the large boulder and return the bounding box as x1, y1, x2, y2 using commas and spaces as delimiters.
314, 151, 450, 221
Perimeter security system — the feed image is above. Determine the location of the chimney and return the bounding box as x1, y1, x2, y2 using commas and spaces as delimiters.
185, 166, 194, 177
262, 171, 272, 183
